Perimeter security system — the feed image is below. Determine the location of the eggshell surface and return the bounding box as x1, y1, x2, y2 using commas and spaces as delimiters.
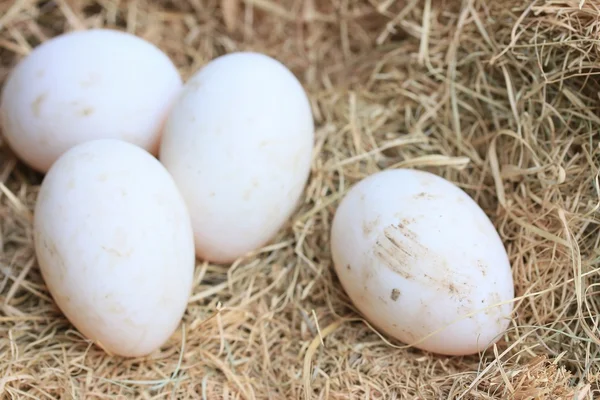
330, 169, 514, 356
33, 139, 195, 357
0, 28, 182, 173
159, 52, 314, 263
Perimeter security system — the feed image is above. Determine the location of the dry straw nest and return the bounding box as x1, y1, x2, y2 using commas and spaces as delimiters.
0, 0, 599, 398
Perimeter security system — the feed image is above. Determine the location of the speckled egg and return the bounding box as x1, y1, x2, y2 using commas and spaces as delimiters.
33, 139, 195, 357
330, 169, 515, 356
159, 52, 314, 263
0, 28, 182, 172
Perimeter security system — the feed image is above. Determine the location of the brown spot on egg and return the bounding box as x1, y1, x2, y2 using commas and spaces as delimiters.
448, 282, 458, 294
362, 215, 380, 236
484, 291, 503, 316
401, 217, 416, 225
346, 264, 351, 270
373, 224, 421, 280
360, 263, 375, 286
491, 291, 501, 302
447, 280, 474, 304
413, 192, 437, 200
390, 288, 400, 301
477, 259, 488, 276
457, 299, 473, 317
101, 246, 133, 258
79, 107, 94, 116
374, 223, 474, 300
31, 93, 47, 117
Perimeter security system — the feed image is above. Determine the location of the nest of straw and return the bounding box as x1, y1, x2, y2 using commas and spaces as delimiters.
1, 0, 599, 398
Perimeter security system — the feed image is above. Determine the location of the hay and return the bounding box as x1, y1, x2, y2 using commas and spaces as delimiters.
0, 0, 599, 398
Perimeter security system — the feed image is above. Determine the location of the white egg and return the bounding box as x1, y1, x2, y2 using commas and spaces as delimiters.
159, 52, 314, 263
0, 28, 182, 173
33, 139, 195, 357
330, 169, 514, 356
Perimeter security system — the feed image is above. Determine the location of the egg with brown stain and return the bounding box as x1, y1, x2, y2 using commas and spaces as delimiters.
330, 169, 514, 356
159, 52, 314, 263
33, 139, 195, 357
0, 28, 182, 173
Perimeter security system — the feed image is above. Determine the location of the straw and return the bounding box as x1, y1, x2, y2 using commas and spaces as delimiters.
1, 0, 599, 398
